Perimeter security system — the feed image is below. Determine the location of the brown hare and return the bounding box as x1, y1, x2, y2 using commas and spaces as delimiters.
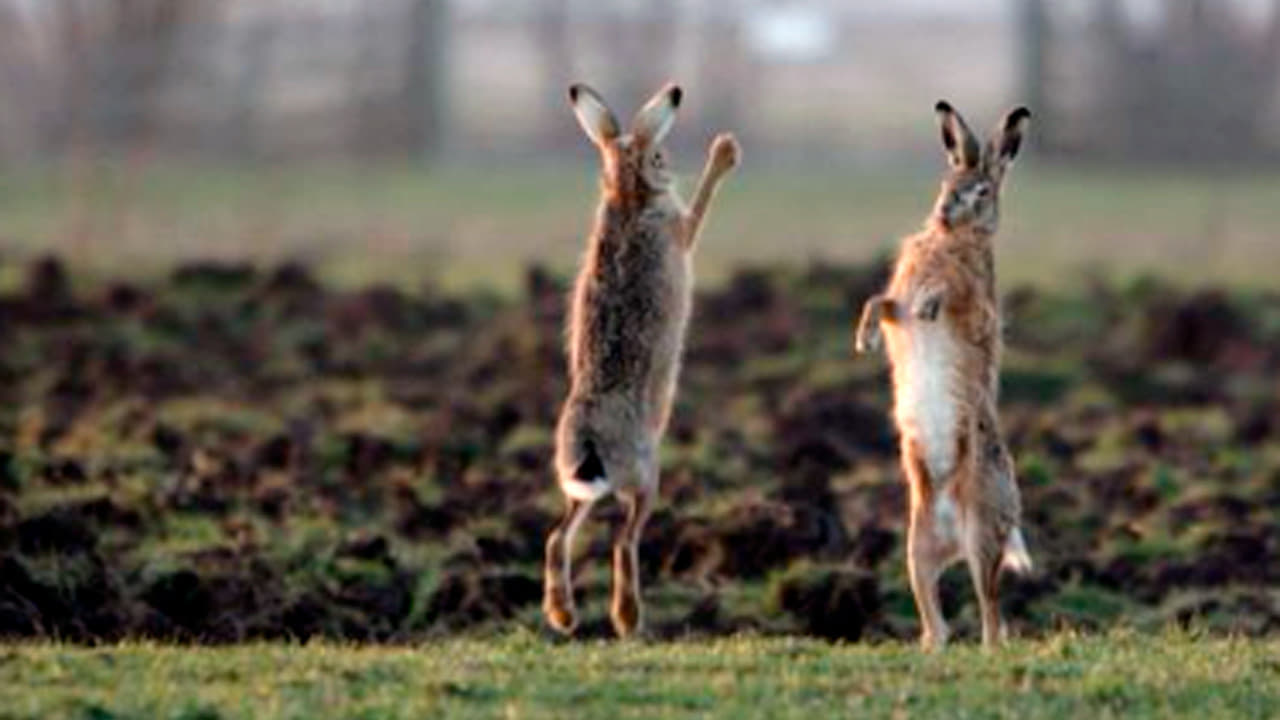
543, 82, 740, 637
855, 100, 1032, 650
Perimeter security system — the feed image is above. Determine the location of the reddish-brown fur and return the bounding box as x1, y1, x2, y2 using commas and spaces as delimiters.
856, 100, 1031, 649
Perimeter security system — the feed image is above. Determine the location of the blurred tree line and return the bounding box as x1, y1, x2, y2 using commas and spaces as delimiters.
1025, 0, 1280, 164
0, 0, 1275, 167
0, 0, 752, 165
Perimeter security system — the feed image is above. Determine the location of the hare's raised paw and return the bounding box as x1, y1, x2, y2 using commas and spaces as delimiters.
710, 133, 741, 171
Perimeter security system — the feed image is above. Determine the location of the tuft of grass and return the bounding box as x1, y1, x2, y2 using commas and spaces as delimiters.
0, 632, 1275, 719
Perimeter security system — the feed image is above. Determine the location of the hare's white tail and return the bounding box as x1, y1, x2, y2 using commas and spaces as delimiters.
1002, 527, 1033, 574
561, 441, 611, 501
562, 475, 609, 501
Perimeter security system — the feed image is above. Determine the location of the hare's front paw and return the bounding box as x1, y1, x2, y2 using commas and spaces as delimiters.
710, 133, 741, 170
854, 323, 882, 354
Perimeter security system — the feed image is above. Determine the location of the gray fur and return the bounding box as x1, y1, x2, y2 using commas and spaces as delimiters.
556, 201, 690, 491
545, 82, 740, 636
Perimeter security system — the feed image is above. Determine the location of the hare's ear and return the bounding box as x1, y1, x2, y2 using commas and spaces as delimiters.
988, 106, 1032, 173
935, 100, 981, 170
631, 83, 682, 146
569, 83, 620, 146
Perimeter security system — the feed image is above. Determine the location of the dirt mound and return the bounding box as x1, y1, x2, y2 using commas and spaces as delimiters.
773, 567, 882, 641
0, 257, 1276, 641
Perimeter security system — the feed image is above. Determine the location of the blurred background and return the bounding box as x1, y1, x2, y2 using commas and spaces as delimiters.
0, 0, 1278, 287
1, 1, 1279, 644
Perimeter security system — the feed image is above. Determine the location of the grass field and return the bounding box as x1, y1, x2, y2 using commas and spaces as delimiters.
1, 162, 1278, 718
0, 632, 1276, 719
2, 162, 1280, 291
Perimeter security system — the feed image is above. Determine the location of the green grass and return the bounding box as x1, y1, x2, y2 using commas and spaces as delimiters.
0, 632, 1276, 719
2, 162, 1279, 292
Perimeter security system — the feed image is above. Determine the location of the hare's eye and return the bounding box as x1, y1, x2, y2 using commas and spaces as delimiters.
975, 183, 991, 199
651, 153, 664, 169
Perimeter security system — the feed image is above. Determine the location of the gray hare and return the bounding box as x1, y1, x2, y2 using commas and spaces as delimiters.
856, 101, 1032, 649
543, 82, 740, 637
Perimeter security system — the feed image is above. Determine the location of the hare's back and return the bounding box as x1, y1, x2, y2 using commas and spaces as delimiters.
573, 223, 689, 394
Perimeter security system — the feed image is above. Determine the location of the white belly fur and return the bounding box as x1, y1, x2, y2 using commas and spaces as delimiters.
893, 323, 958, 482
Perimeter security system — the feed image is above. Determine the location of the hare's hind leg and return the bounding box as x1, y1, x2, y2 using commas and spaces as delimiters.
903, 439, 950, 650
610, 467, 656, 638
964, 531, 1006, 648
961, 495, 1009, 648
544, 495, 595, 634
970, 449, 1017, 646
969, 416, 1019, 647
907, 509, 949, 650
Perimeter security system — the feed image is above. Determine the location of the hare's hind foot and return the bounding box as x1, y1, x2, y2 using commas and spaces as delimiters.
543, 495, 595, 636
610, 594, 643, 639
543, 585, 579, 635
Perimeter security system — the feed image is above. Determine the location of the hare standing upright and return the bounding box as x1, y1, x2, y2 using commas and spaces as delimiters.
543, 82, 740, 637
855, 100, 1032, 649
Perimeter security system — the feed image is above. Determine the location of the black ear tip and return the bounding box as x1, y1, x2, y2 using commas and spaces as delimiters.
568, 84, 582, 102
1010, 106, 1032, 124
669, 85, 683, 107
935, 100, 954, 114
